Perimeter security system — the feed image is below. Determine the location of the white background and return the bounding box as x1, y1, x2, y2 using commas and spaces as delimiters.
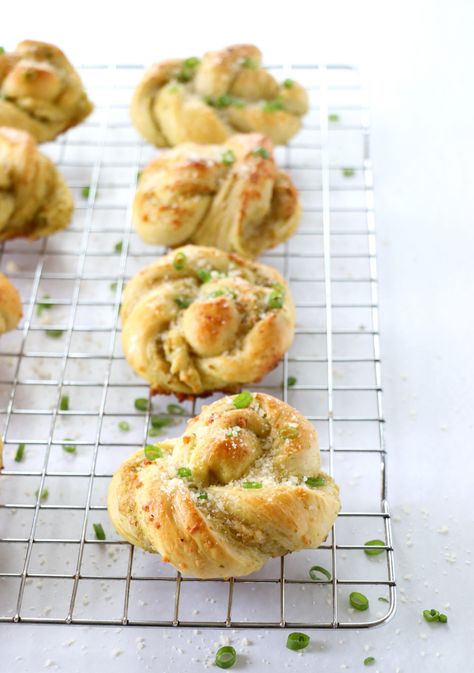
2, 0, 473, 670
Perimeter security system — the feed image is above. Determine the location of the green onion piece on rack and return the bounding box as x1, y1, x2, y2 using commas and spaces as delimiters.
151, 414, 173, 429
81, 185, 90, 198
46, 329, 63, 339
114, 241, 123, 254
60, 395, 69, 411
167, 403, 186, 416
328, 113, 340, 122
438, 613, 448, 623
215, 645, 237, 669
309, 565, 332, 581
287, 376, 297, 387
118, 421, 130, 432
342, 167, 355, 177
378, 596, 389, 603
36, 295, 53, 316
364, 539, 385, 556
364, 657, 376, 666
134, 398, 149, 412
93, 523, 106, 540
283, 78, 294, 88
62, 442, 77, 454
35, 488, 49, 500
349, 591, 369, 611
286, 632, 310, 651
14, 443, 25, 462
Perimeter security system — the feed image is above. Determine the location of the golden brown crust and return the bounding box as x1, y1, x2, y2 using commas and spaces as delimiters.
130, 44, 308, 147
0, 273, 22, 333
0, 126, 73, 240
133, 133, 301, 257
120, 245, 295, 396
0, 40, 93, 142
107, 393, 340, 578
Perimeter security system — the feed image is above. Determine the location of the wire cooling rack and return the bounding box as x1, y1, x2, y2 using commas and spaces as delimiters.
0, 63, 396, 629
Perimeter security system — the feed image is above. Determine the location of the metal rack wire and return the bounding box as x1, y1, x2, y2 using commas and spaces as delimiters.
0, 63, 396, 628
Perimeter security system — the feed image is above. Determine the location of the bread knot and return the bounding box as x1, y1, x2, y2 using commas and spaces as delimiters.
107, 393, 340, 578
0, 40, 93, 142
130, 44, 308, 147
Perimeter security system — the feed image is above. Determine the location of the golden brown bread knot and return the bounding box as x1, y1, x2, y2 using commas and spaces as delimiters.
130, 44, 308, 147
0, 127, 73, 240
121, 245, 295, 397
0, 273, 22, 333
133, 133, 301, 257
0, 40, 93, 142
107, 393, 340, 578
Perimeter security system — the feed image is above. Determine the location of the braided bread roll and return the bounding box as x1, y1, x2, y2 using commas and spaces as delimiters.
121, 245, 294, 397
134, 133, 300, 257
0, 127, 73, 240
108, 393, 340, 578
0, 273, 22, 333
131, 44, 308, 147
0, 40, 93, 142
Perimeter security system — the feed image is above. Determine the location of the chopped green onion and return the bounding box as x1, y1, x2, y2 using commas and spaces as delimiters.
174, 296, 192, 309
110, 281, 118, 292
221, 149, 236, 165
167, 403, 186, 416
14, 443, 25, 462
118, 421, 130, 432
280, 425, 299, 439
0, 47, 5, 55
283, 78, 294, 89
215, 645, 236, 669
206, 94, 244, 109
328, 113, 340, 122
167, 83, 179, 93
423, 609, 439, 622
305, 476, 326, 488
309, 565, 332, 581
114, 241, 123, 254
439, 613, 448, 623
267, 289, 284, 309
62, 443, 77, 454
81, 185, 90, 199
364, 657, 375, 666
209, 289, 225, 298
137, 170, 143, 181
148, 427, 163, 437
286, 632, 310, 651
242, 481, 262, 489
177, 467, 192, 478
184, 56, 200, 68
134, 397, 149, 412
196, 268, 211, 283
60, 395, 69, 411
252, 147, 270, 159
263, 99, 285, 112
35, 487, 49, 500
36, 294, 53, 317
342, 167, 355, 178
45, 329, 63, 339
173, 251, 187, 270
233, 391, 253, 409
364, 539, 385, 556
197, 492, 208, 500
378, 596, 389, 603
144, 444, 163, 460
151, 414, 173, 429
349, 591, 369, 611
287, 376, 297, 387
93, 523, 106, 540
241, 56, 257, 69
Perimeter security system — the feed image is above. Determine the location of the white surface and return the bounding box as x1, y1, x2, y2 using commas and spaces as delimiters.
2, 0, 473, 670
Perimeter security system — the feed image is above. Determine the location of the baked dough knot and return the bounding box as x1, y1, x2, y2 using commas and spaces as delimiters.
120, 245, 295, 397
0, 40, 93, 142
0, 272, 22, 333
133, 133, 301, 257
0, 127, 73, 240
130, 44, 309, 147
107, 393, 340, 578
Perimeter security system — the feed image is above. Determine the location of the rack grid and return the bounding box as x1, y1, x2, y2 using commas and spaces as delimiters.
0, 63, 396, 629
